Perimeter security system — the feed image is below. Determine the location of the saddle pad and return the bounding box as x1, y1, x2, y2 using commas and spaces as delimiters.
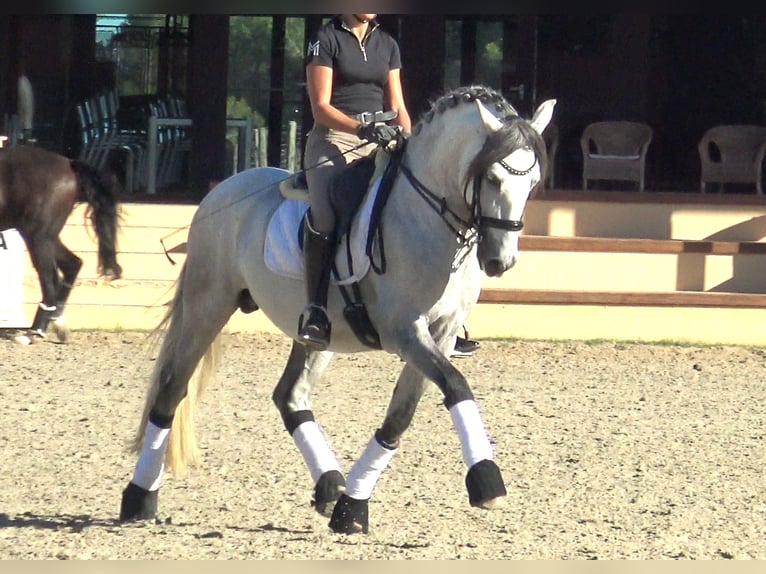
264, 178, 380, 285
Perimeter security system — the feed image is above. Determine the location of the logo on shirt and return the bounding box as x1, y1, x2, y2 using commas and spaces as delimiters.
307, 41, 320, 57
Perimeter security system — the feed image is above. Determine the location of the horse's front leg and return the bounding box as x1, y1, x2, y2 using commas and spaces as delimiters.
328, 362, 428, 534
19, 238, 60, 344
402, 329, 507, 510
272, 341, 345, 517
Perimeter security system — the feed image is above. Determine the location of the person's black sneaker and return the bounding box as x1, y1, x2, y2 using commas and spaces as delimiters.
452, 336, 480, 358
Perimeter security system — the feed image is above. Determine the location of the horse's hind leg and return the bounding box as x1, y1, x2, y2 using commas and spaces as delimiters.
49, 239, 83, 343
272, 341, 345, 517
120, 276, 237, 522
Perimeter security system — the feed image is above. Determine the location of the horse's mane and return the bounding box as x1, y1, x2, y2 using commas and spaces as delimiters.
412, 85, 548, 190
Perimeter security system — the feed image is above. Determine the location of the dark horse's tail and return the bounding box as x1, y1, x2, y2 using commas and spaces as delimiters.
69, 159, 123, 280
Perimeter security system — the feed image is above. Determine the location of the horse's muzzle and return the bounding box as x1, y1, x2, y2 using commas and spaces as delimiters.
481, 256, 516, 277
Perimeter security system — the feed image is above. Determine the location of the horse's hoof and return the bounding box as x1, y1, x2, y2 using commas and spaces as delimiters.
14, 330, 45, 346
477, 496, 506, 510
466, 459, 507, 509
52, 317, 69, 343
312, 469, 346, 517
119, 482, 158, 521
328, 494, 369, 534
13, 334, 33, 346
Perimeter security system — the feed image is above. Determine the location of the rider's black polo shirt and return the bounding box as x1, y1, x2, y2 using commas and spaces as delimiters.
305, 16, 402, 117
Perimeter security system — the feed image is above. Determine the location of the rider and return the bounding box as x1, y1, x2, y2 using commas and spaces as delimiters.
299, 14, 412, 350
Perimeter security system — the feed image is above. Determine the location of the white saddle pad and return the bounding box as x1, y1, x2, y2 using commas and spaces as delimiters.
264, 178, 380, 285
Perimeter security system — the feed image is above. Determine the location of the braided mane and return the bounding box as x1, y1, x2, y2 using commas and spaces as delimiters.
412, 85, 518, 136
411, 85, 548, 190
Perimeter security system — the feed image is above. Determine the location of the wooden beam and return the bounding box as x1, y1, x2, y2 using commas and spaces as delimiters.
479, 288, 766, 308
519, 235, 766, 255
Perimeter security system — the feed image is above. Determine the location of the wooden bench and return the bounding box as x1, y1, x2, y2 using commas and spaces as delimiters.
478, 235, 766, 308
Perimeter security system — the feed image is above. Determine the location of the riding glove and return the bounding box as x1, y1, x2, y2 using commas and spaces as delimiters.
357, 123, 400, 148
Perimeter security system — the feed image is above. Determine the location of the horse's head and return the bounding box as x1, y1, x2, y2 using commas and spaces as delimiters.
466, 96, 556, 277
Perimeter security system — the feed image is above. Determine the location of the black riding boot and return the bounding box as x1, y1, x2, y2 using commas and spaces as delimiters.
297, 215, 336, 351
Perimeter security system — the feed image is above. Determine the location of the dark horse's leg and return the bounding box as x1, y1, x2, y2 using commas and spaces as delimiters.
272, 341, 346, 517
23, 233, 65, 341
48, 238, 83, 342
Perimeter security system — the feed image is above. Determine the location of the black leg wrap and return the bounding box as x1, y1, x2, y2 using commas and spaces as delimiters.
465, 459, 507, 508
29, 305, 54, 336
328, 493, 369, 534
312, 469, 346, 517
119, 482, 158, 522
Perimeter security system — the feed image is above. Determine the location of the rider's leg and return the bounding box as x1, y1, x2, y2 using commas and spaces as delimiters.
299, 126, 343, 350
299, 126, 375, 350
297, 211, 336, 350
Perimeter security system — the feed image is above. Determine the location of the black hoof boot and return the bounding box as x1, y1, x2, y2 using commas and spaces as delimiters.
328, 494, 369, 534
466, 459, 507, 509
312, 470, 346, 517
120, 482, 158, 521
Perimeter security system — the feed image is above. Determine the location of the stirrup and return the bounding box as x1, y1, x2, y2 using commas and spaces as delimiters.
298, 304, 331, 350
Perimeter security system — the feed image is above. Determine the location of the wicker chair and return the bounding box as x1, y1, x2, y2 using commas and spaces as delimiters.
698, 125, 766, 194
581, 121, 653, 191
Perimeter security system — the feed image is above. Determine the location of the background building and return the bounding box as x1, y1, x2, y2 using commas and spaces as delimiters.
2, 14, 765, 196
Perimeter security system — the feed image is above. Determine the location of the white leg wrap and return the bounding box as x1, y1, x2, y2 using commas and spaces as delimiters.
292, 421, 341, 483
132, 421, 170, 491
449, 400, 494, 467
345, 435, 398, 500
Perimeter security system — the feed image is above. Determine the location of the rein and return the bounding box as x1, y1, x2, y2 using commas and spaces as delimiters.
399, 162, 476, 243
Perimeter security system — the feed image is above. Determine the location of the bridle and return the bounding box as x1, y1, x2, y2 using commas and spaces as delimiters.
470, 155, 537, 234
399, 149, 538, 248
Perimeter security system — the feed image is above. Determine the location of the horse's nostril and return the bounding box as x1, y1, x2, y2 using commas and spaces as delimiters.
483, 257, 516, 277
484, 259, 504, 277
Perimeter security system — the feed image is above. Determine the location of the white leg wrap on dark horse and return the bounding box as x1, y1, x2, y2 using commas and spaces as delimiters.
345, 435, 397, 500
449, 400, 493, 467
292, 421, 342, 483
132, 421, 170, 491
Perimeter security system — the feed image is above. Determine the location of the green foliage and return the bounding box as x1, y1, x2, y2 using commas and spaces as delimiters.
227, 16, 308, 126
226, 95, 265, 126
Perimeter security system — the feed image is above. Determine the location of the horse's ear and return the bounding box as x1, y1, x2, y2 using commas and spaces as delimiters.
530, 99, 557, 135
477, 100, 504, 133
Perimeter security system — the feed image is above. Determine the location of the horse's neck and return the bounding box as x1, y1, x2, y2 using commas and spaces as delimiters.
405, 106, 482, 201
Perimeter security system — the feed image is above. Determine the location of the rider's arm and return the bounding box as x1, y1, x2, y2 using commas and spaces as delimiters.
385, 68, 411, 136
306, 63, 364, 135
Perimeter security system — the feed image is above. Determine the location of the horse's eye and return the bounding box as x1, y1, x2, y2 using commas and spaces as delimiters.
485, 172, 500, 186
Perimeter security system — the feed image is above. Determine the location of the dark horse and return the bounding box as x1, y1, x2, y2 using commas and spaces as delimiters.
0, 145, 122, 344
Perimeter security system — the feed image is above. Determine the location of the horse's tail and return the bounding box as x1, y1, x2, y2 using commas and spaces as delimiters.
130, 262, 222, 477
69, 159, 123, 280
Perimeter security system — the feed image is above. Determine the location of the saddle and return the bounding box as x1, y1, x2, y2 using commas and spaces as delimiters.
274, 147, 403, 349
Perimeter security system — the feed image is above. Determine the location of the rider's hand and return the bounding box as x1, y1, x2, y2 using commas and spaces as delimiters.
357, 123, 401, 148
